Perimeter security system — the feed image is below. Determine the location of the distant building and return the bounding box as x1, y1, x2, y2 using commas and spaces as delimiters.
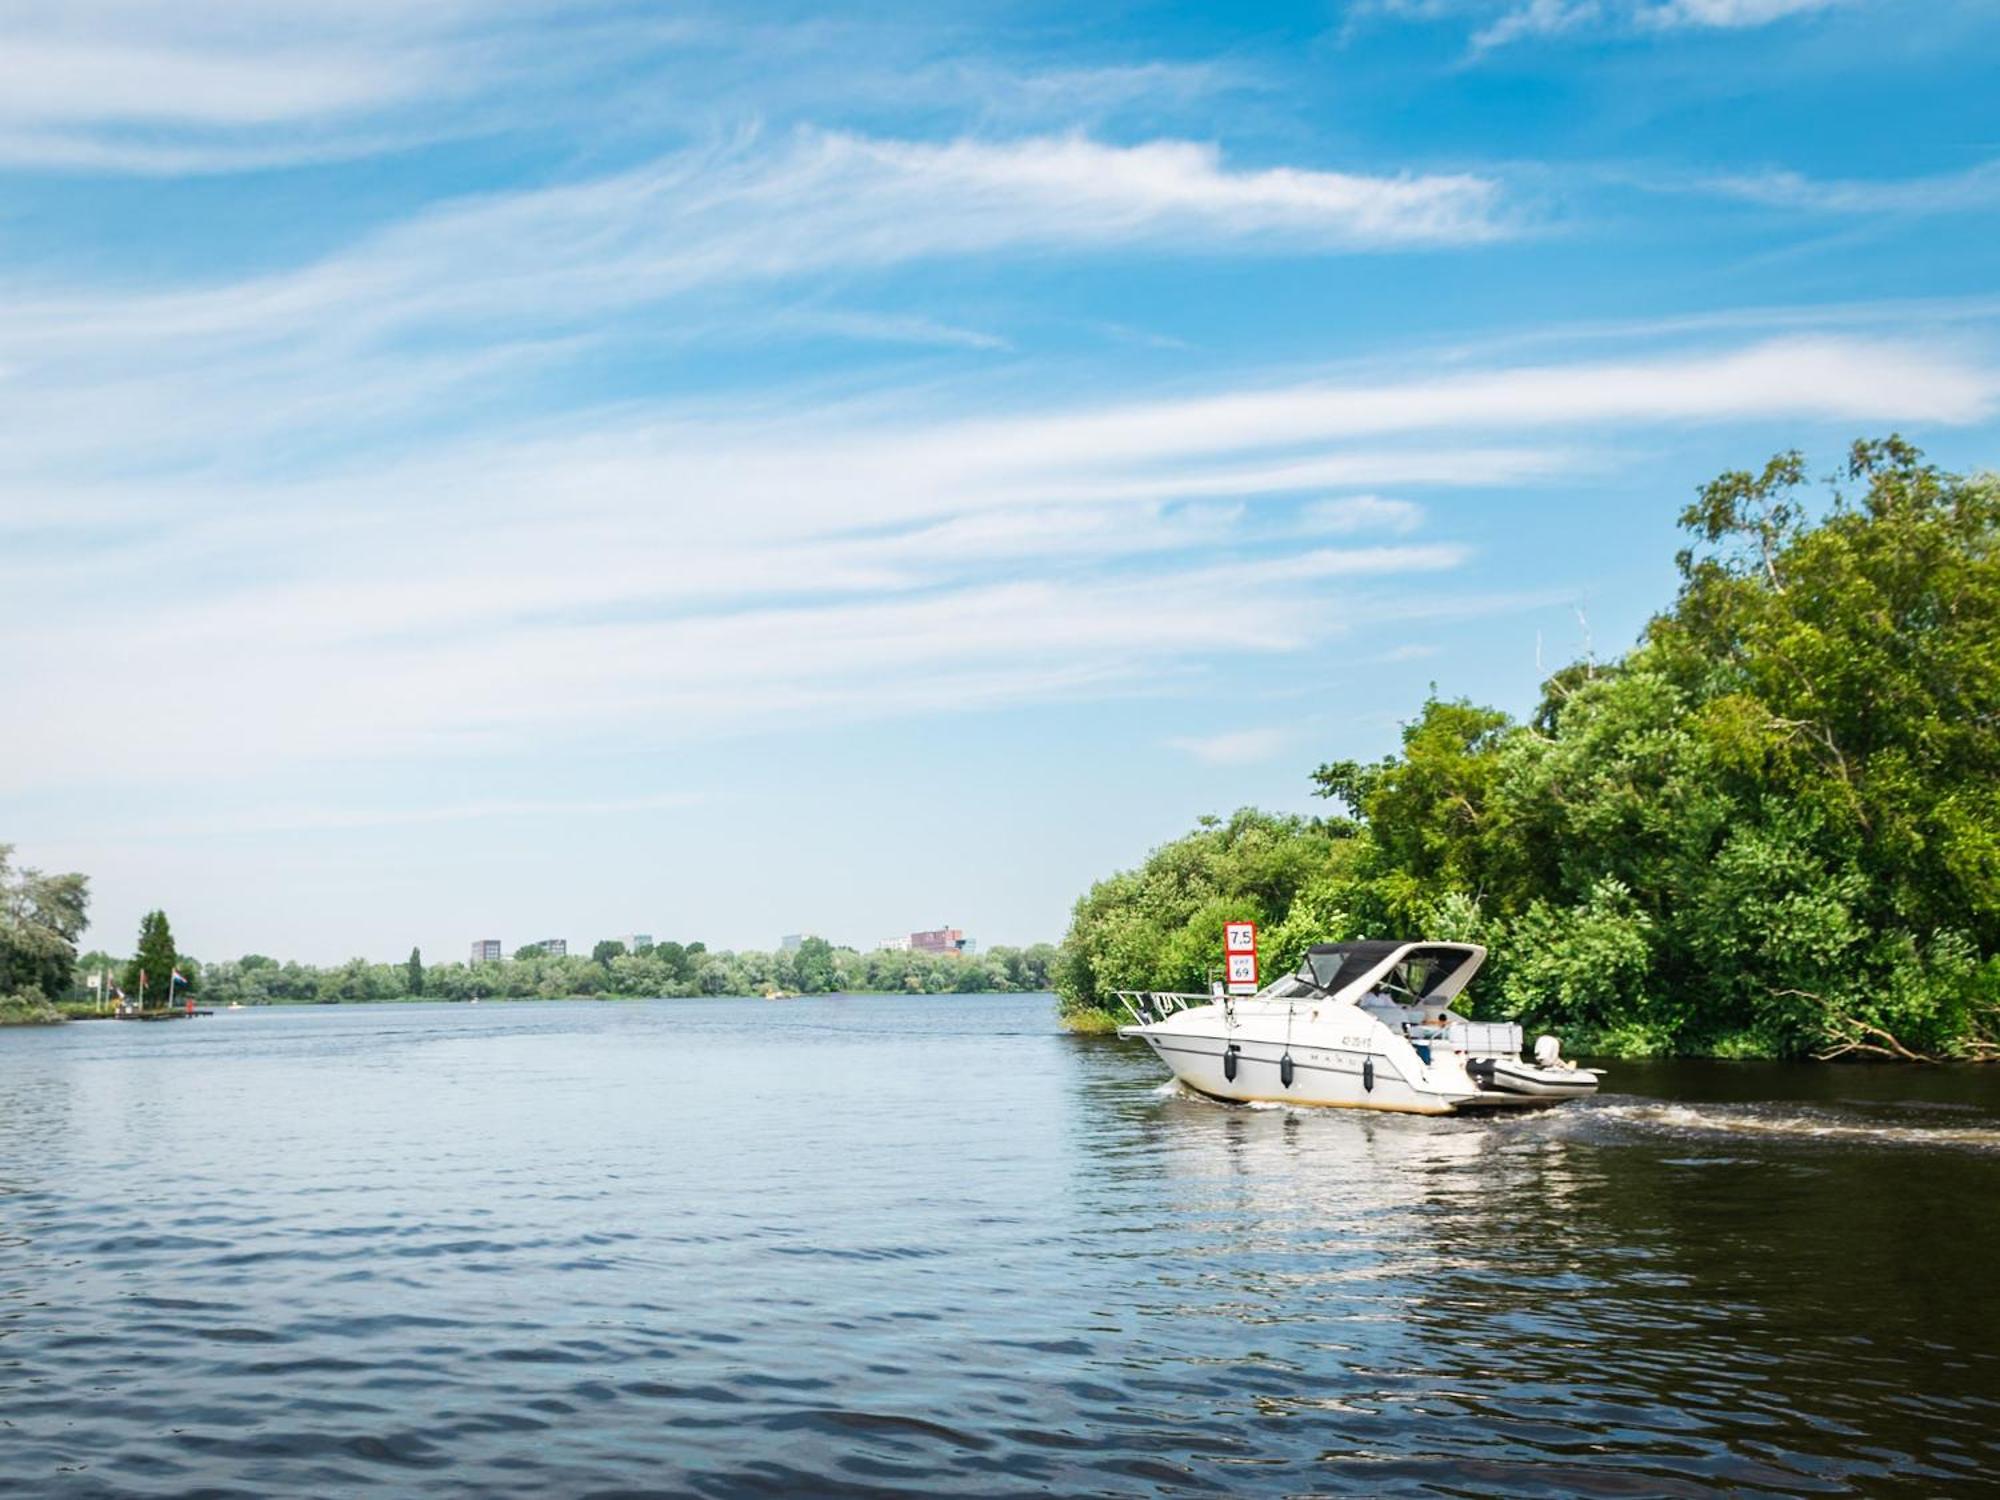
532, 938, 568, 958
908, 926, 969, 955
877, 935, 911, 951
779, 934, 804, 954
620, 933, 653, 952
470, 939, 503, 964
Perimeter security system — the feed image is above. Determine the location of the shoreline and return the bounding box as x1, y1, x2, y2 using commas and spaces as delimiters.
12, 993, 1992, 1063
33, 989, 1051, 1023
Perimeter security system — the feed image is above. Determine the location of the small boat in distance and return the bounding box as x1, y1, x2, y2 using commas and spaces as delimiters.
1116, 941, 1601, 1115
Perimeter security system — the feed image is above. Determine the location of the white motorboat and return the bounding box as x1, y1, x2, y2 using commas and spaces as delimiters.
1115, 941, 1602, 1115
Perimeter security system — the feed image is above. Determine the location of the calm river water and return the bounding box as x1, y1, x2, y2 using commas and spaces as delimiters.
4, 995, 1998, 1496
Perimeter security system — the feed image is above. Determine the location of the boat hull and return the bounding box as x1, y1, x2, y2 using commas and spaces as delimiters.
1121, 1001, 1593, 1114
1132, 1028, 1475, 1114
1480, 1059, 1602, 1099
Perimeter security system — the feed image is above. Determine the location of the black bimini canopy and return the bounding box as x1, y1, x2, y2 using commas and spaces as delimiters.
1300, 941, 1486, 1002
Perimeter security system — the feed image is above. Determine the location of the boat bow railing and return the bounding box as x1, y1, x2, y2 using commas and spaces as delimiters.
1113, 990, 1215, 1026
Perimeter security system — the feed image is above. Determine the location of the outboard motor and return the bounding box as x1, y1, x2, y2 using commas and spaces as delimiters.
1533, 1035, 1563, 1070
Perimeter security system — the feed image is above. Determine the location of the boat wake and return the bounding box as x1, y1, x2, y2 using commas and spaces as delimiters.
1586, 1099, 2000, 1153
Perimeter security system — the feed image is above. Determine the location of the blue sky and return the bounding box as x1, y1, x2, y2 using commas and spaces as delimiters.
4, 0, 1998, 964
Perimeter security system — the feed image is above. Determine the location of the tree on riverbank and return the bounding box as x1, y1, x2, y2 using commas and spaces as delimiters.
124, 910, 180, 1006
0, 845, 89, 1023
1056, 440, 2000, 1060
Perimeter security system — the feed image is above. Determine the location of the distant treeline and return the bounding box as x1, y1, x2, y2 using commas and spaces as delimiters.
1057, 440, 2000, 1061
69, 935, 1059, 1008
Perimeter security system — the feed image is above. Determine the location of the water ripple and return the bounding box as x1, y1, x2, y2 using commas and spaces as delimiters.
2, 996, 1998, 1495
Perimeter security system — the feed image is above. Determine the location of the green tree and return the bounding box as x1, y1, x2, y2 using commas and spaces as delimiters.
792, 936, 837, 993
1054, 809, 1347, 1026
0, 846, 90, 1018
124, 909, 179, 1007
406, 946, 424, 997
1312, 695, 1525, 928
653, 941, 688, 982
591, 939, 627, 966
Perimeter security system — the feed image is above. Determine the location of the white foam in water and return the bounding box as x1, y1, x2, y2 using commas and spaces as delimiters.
1592, 1100, 2000, 1152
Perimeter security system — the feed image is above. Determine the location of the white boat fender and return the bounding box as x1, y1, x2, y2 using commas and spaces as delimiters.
1280, 1053, 1295, 1088
1363, 1057, 1375, 1092
1223, 1044, 1239, 1082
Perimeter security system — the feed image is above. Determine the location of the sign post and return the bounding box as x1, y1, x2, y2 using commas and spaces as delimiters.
1224, 920, 1259, 995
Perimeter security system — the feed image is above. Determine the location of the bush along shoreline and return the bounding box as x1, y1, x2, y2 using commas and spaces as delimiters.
1055, 440, 2000, 1062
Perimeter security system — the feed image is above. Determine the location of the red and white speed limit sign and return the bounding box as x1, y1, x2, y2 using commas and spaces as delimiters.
1224, 920, 1258, 994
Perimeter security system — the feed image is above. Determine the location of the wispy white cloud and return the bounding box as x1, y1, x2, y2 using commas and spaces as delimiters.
1299, 495, 1425, 534
3, 331, 1989, 794
119, 794, 707, 841
1696, 159, 2000, 215
1473, 0, 1603, 52
0, 126, 1509, 479
0, 8, 1269, 178
770, 308, 1015, 352
4, 129, 1508, 354
0, 33, 429, 127
1371, 0, 1851, 51
1168, 728, 1294, 765
1639, 0, 1843, 28
0, 2, 537, 171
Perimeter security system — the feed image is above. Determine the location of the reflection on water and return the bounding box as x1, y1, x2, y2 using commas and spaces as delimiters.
2, 996, 1997, 1495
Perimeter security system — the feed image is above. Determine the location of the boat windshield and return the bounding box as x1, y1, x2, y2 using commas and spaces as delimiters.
1303, 944, 1475, 1001
1258, 973, 1321, 1000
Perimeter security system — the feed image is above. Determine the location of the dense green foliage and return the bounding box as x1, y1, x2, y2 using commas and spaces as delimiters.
1058, 441, 2000, 1060
123, 909, 180, 1005
64, 937, 1057, 1009
0, 845, 89, 1023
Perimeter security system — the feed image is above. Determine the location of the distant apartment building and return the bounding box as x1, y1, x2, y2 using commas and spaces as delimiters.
877, 935, 911, 952
908, 927, 969, 955
620, 934, 653, 952
779, 934, 804, 954
470, 939, 503, 964
532, 938, 568, 958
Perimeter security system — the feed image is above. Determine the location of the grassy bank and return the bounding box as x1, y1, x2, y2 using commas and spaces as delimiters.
0, 995, 62, 1026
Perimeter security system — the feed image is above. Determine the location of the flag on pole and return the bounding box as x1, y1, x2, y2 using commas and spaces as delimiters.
170, 969, 187, 989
